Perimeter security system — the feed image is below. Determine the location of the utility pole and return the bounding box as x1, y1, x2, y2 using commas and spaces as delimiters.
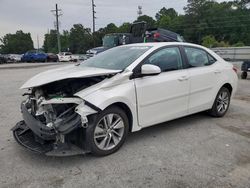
37, 35, 39, 52
51, 4, 62, 53
92, 0, 96, 33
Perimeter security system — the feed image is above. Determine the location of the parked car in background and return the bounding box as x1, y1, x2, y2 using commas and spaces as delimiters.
13, 42, 238, 157
6, 54, 22, 63
57, 52, 78, 62
77, 54, 88, 61
21, 51, 48, 62
0, 54, 7, 64
145, 28, 185, 42
46, 53, 58, 62
86, 47, 109, 58
241, 60, 250, 79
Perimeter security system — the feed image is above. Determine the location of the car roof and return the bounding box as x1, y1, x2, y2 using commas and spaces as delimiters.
124, 42, 205, 49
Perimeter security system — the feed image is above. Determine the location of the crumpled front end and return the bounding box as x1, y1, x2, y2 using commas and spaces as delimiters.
12, 84, 98, 156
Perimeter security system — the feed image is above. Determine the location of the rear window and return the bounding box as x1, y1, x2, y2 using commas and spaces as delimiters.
184, 47, 216, 67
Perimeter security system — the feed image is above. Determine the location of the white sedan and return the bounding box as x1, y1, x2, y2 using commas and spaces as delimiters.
57, 52, 78, 62
13, 42, 238, 156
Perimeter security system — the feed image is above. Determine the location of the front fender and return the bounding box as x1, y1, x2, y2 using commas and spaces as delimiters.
75, 80, 141, 132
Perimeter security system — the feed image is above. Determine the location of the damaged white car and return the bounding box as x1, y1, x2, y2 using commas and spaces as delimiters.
12, 43, 238, 156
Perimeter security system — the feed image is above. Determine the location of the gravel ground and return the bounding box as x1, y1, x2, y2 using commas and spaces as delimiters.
0, 63, 249, 188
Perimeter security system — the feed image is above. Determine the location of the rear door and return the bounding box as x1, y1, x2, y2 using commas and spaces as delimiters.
183, 46, 220, 113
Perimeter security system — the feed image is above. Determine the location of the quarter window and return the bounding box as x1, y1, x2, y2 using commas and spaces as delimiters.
144, 47, 183, 72
184, 47, 216, 67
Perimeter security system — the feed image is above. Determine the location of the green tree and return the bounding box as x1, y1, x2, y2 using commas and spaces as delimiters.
134, 15, 156, 28
61, 30, 70, 52
202, 35, 218, 48
0, 30, 33, 54
103, 23, 118, 34
158, 15, 171, 29
184, 0, 209, 16
156, 7, 178, 21
69, 24, 93, 53
43, 30, 57, 53
43, 30, 71, 53
117, 22, 132, 33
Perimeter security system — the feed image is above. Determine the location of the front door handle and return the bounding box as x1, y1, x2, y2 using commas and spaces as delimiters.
178, 76, 189, 81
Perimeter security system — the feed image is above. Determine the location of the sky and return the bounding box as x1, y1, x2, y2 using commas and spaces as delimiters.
0, 0, 230, 48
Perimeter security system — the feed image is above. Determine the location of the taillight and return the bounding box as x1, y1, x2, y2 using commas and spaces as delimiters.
154, 32, 160, 39
233, 66, 238, 73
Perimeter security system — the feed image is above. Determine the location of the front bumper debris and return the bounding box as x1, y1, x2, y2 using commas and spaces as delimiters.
12, 121, 87, 156
12, 102, 90, 156
21, 102, 81, 139
12, 121, 53, 154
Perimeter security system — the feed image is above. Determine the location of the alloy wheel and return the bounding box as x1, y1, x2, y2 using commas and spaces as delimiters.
216, 91, 229, 114
94, 113, 125, 151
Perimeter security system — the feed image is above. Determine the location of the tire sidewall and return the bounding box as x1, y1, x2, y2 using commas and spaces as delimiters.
241, 72, 247, 79
211, 87, 231, 117
86, 106, 129, 156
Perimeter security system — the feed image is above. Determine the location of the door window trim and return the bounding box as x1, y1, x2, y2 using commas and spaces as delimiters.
131, 45, 187, 79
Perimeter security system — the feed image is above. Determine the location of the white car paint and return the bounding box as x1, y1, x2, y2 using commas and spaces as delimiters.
22, 42, 238, 133
135, 69, 190, 127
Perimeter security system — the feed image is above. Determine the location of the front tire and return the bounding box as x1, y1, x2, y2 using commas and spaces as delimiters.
86, 106, 129, 156
209, 87, 231, 117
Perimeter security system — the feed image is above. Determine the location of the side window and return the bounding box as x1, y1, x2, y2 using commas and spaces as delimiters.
145, 47, 183, 72
208, 53, 217, 65
184, 47, 216, 67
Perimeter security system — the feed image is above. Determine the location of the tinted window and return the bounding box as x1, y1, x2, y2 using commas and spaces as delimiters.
184, 47, 216, 67
145, 47, 183, 72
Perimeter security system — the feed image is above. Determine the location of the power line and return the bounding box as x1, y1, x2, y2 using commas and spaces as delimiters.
51, 4, 62, 53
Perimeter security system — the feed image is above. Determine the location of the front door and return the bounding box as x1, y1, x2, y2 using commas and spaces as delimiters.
134, 47, 189, 127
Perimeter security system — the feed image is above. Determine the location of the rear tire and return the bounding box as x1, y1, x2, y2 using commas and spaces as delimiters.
241, 71, 247, 79
85, 106, 129, 156
209, 87, 231, 117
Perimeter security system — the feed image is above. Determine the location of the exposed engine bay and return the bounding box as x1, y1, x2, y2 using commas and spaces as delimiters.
29, 76, 105, 126
37, 76, 105, 98
12, 76, 110, 156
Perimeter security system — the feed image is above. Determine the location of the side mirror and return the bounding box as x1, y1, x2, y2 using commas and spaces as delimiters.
141, 64, 161, 76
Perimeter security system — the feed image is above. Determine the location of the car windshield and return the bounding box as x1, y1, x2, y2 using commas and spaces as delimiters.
103, 35, 118, 48
81, 46, 151, 70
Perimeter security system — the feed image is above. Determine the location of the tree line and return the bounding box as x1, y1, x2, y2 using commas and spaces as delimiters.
1, 0, 250, 54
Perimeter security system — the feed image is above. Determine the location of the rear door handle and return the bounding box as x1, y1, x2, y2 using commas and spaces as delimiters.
214, 70, 221, 74
178, 76, 189, 81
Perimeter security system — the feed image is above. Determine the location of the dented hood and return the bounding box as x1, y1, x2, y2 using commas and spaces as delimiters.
21, 64, 121, 89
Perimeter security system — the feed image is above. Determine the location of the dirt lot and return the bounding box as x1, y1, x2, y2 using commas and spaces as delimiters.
0, 62, 249, 188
